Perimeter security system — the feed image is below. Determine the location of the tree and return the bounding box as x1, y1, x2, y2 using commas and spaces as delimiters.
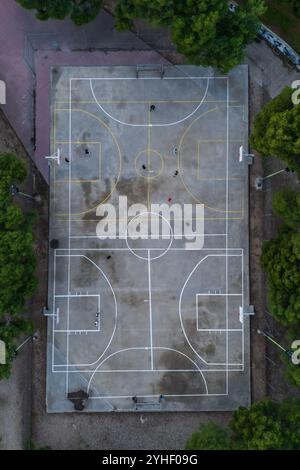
231, 399, 300, 450
250, 86, 293, 156
285, 357, 300, 389
0, 207, 37, 315
0, 154, 37, 380
115, 0, 174, 30
172, 0, 266, 73
185, 422, 230, 450
261, 230, 300, 326
0, 316, 33, 380
16, 0, 103, 25
250, 86, 300, 172
115, 0, 266, 73
290, 0, 300, 17
186, 399, 300, 450
283, 329, 300, 389
0, 154, 37, 316
0, 153, 26, 207
272, 189, 300, 229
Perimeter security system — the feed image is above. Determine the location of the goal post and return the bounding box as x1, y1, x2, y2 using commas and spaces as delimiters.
136, 64, 165, 79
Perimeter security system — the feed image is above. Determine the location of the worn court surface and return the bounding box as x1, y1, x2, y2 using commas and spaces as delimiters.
47, 65, 250, 412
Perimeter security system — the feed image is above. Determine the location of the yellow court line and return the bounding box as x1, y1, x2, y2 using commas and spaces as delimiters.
197, 141, 200, 180
54, 140, 102, 183
53, 106, 245, 218
229, 105, 246, 121
147, 109, 151, 210
197, 178, 242, 181
178, 107, 243, 214
197, 139, 243, 143
55, 141, 102, 144
55, 99, 239, 105
53, 105, 57, 206
54, 108, 122, 217
134, 149, 164, 179
55, 216, 244, 222
197, 140, 243, 181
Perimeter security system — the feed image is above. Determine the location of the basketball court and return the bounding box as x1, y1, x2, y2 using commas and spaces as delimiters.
46, 65, 250, 412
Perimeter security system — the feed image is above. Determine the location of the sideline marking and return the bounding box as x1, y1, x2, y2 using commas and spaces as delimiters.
89, 77, 210, 127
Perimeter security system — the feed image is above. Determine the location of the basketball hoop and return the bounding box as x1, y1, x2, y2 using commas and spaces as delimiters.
239, 145, 243, 162
239, 145, 254, 165
45, 148, 61, 165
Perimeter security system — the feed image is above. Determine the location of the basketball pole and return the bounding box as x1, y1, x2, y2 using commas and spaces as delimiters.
255, 167, 290, 190
257, 329, 293, 359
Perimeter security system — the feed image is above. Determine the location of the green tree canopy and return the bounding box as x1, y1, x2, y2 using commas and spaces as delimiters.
231, 399, 300, 450
0, 153, 26, 207
186, 399, 300, 450
250, 86, 300, 172
16, 0, 103, 25
172, 0, 266, 73
290, 0, 300, 16
272, 189, 300, 229
285, 356, 300, 389
0, 154, 37, 316
0, 207, 37, 315
115, 0, 266, 73
115, 0, 175, 30
261, 230, 300, 326
185, 422, 230, 450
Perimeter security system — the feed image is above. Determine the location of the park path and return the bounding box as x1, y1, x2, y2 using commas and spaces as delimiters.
0, 0, 166, 180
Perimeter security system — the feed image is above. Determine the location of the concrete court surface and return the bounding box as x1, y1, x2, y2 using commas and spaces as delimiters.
46, 64, 250, 412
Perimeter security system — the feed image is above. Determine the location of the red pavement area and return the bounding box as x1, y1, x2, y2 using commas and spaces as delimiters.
0, 0, 167, 181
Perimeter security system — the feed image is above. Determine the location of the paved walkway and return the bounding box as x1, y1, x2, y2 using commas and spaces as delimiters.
0, 1, 165, 181
0, 1, 299, 180
36, 50, 167, 179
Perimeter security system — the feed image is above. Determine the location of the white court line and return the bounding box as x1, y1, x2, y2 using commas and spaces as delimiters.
71, 76, 228, 80
242, 250, 245, 366
148, 250, 154, 370
225, 76, 229, 394
56, 248, 243, 252
51, 254, 118, 372
70, 234, 226, 239
89, 394, 227, 398
179, 253, 243, 366
52, 75, 246, 400
196, 292, 243, 331
197, 329, 243, 332
55, 294, 99, 297
86, 346, 209, 395
90, 77, 210, 127
51, 250, 56, 368
65, 77, 72, 397
196, 293, 242, 296
89, 394, 228, 399
53, 367, 244, 373
54, 294, 101, 333
54, 329, 100, 333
